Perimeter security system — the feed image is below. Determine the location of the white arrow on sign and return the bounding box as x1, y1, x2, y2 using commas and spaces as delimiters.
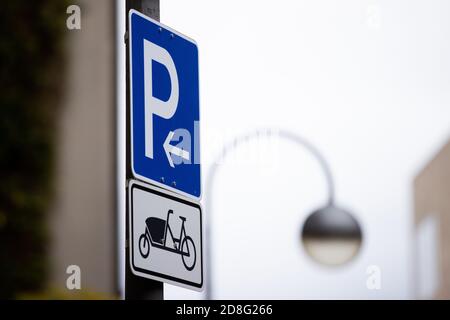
163, 131, 190, 168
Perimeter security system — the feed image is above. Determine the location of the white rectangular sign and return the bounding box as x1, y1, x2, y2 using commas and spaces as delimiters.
128, 179, 203, 291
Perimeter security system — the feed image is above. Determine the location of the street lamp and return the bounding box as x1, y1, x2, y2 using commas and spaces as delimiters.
204, 128, 362, 299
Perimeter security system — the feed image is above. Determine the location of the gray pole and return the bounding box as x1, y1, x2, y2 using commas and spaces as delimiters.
124, 0, 163, 300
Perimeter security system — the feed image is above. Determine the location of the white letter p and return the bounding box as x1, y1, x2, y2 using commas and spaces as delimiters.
143, 40, 179, 159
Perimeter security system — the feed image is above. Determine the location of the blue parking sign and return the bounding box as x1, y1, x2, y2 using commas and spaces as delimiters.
129, 10, 201, 199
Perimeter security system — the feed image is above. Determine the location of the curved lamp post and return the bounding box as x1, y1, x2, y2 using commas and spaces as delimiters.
204, 128, 362, 299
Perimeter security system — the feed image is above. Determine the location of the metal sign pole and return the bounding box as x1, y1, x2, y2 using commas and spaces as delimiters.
125, 0, 163, 300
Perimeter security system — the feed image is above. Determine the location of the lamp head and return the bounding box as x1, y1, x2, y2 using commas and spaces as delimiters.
301, 204, 362, 266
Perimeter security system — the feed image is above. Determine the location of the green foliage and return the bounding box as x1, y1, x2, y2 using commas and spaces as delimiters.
0, 1, 68, 298
19, 288, 118, 300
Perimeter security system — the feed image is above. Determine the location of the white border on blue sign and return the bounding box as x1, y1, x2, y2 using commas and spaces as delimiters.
128, 9, 202, 200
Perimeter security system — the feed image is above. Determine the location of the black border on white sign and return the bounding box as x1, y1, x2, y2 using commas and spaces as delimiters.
128, 179, 204, 290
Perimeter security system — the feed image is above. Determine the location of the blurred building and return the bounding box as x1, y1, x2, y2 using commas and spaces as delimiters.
414, 139, 450, 299
48, 0, 116, 297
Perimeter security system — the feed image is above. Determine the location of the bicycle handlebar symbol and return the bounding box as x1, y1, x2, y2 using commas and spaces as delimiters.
138, 209, 197, 271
